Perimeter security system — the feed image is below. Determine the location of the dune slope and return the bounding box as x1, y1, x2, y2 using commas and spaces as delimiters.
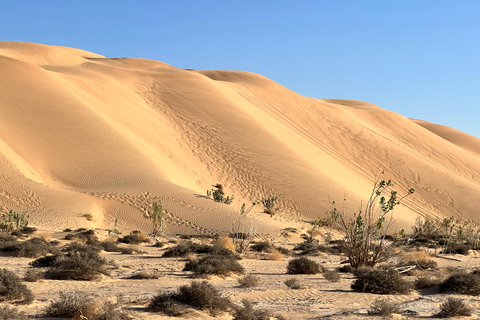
1, 41, 480, 234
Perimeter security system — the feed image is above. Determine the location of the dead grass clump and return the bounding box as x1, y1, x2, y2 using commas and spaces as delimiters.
23, 269, 44, 282
269, 249, 284, 261
1, 237, 59, 258
100, 241, 122, 252
368, 298, 401, 316
118, 231, 149, 244
414, 276, 441, 289
216, 235, 236, 251
149, 293, 182, 316
0, 305, 29, 320
45, 291, 96, 318
45, 250, 110, 281
284, 277, 303, 289
251, 241, 272, 252
351, 267, 413, 294
238, 274, 260, 288
64, 229, 98, 245
287, 257, 322, 274
439, 272, 480, 295
323, 270, 340, 282
94, 295, 132, 320
0, 268, 34, 304
184, 255, 245, 276
126, 270, 162, 279
436, 298, 472, 318
233, 299, 286, 320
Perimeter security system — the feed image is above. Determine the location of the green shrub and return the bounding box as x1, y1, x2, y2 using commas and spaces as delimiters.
206, 184, 234, 205
0, 268, 34, 304
436, 298, 472, 318
368, 298, 401, 316
0, 210, 29, 233
184, 255, 245, 276
286, 257, 322, 274
439, 272, 480, 295
351, 267, 413, 294
238, 274, 260, 288
0, 305, 28, 320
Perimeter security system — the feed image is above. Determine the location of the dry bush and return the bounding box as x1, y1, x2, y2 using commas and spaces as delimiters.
436, 298, 472, 318
100, 241, 122, 252
287, 257, 322, 274
268, 249, 284, 261
126, 270, 161, 279
351, 267, 413, 294
64, 229, 98, 245
274, 246, 290, 255
163, 241, 237, 259
30, 254, 60, 267
118, 231, 149, 244
439, 272, 480, 295
251, 241, 272, 252
216, 236, 236, 251
233, 299, 286, 320
323, 270, 340, 282
0, 237, 59, 258
336, 264, 354, 273
0, 268, 34, 304
0, 305, 28, 320
45, 291, 96, 318
149, 293, 182, 316
238, 274, 260, 288
94, 295, 133, 320
45, 250, 110, 281
414, 276, 441, 289
368, 298, 401, 316
284, 278, 303, 289
23, 269, 44, 282
184, 255, 245, 276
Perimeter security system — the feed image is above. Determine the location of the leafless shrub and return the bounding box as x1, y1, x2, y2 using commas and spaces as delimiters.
368, 298, 401, 316
284, 278, 303, 289
238, 274, 260, 288
436, 298, 472, 318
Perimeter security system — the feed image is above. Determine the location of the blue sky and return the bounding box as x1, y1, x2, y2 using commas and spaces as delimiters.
2, 1, 480, 137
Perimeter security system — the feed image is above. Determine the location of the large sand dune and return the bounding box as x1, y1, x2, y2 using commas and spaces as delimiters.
1, 41, 480, 235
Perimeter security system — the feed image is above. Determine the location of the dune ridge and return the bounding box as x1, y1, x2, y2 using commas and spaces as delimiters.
1, 41, 480, 235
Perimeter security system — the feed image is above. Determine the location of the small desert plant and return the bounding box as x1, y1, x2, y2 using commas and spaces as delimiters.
0, 268, 34, 304
64, 229, 98, 245
284, 277, 303, 289
94, 295, 132, 320
100, 241, 122, 252
287, 257, 322, 274
260, 196, 278, 216
439, 272, 480, 295
233, 299, 285, 320
126, 270, 161, 279
0, 210, 29, 234
23, 269, 43, 282
0, 305, 29, 320
436, 298, 472, 318
251, 241, 272, 252
162, 241, 212, 257
45, 249, 110, 281
45, 291, 95, 318
323, 270, 340, 282
414, 276, 441, 289
207, 184, 234, 205
184, 254, 245, 276
118, 230, 149, 244
149, 292, 182, 316
337, 175, 414, 268
144, 201, 166, 236
368, 298, 401, 316
82, 213, 94, 221
238, 274, 260, 288
175, 281, 232, 315
351, 267, 413, 294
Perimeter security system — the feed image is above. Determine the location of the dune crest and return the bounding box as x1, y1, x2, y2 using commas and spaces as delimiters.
0, 41, 479, 234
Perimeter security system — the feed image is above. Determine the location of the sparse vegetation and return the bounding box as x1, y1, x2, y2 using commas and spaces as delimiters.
0, 305, 29, 320
233, 299, 285, 320
260, 196, 278, 216
0, 268, 34, 304
23, 269, 44, 282
82, 213, 94, 221
287, 257, 322, 274
207, 184, 234, 205
45, 291, 95, 318
436, 298, 472, 318
126, 270, 162, 279
414, 276, 441, 289
439, 271, 480, 295
284, 277, 303, 289
238, 274, 260, 288
144, 201, 166, 236
0, 209, 29, 234
118, 230, 149, 244
184, 254, 245, 276
64, 229, 98, 245
351, 267, 413, 294
162, 240, 237, 258
323, 270, 340, 282
0, 236, 59, 258
368, 298, 401, 316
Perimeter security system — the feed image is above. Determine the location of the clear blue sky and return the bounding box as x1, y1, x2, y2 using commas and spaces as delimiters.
2, 1, 480, 137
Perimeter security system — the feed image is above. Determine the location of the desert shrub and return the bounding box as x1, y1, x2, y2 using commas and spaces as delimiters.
238, 274, 259, 288
149, 292, 182, 316
368, 298, 401, 316
351, 267, 413, 294
323, 270, 340, 282
0, 210, 29, 234
23, 269, 43, 282
233, 299, 285, 320
1, 237, 59, 258
0, 268, 34, 304
45, 291, 95, 318
275, 246, 290, 255
118, 231, 149, 244
30, 254, 60, 267
45, 250, 110, 281
153, 240, 165, 248
439, 272, 480, 295
294, 242, 343, 256
0, 305, 28, 320
126, 271, 161, 279
100, 241, 122, 252
184, 255, 245, 276
414, 276, 441, 289
396, 259, 437, 270
441, 244, 471, 255
176, 281, 231, 315
269, 249, 284, 261
64, 242, 101, 254
64, 229, 98, 245
251, 241, 272, 252
163, 241, 238, 259
94, 295, 132, 320
336, 264, 354, 273
119, 247, 135, 255
286, 257, 322, 274
144, 201, 166, 236
216, 235, 235, 251
436, 298, 472, 318
284, 277, 303, 289
207, 184, 234, 205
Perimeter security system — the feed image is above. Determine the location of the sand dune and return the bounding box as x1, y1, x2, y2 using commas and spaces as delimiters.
1, 41, 480, 235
